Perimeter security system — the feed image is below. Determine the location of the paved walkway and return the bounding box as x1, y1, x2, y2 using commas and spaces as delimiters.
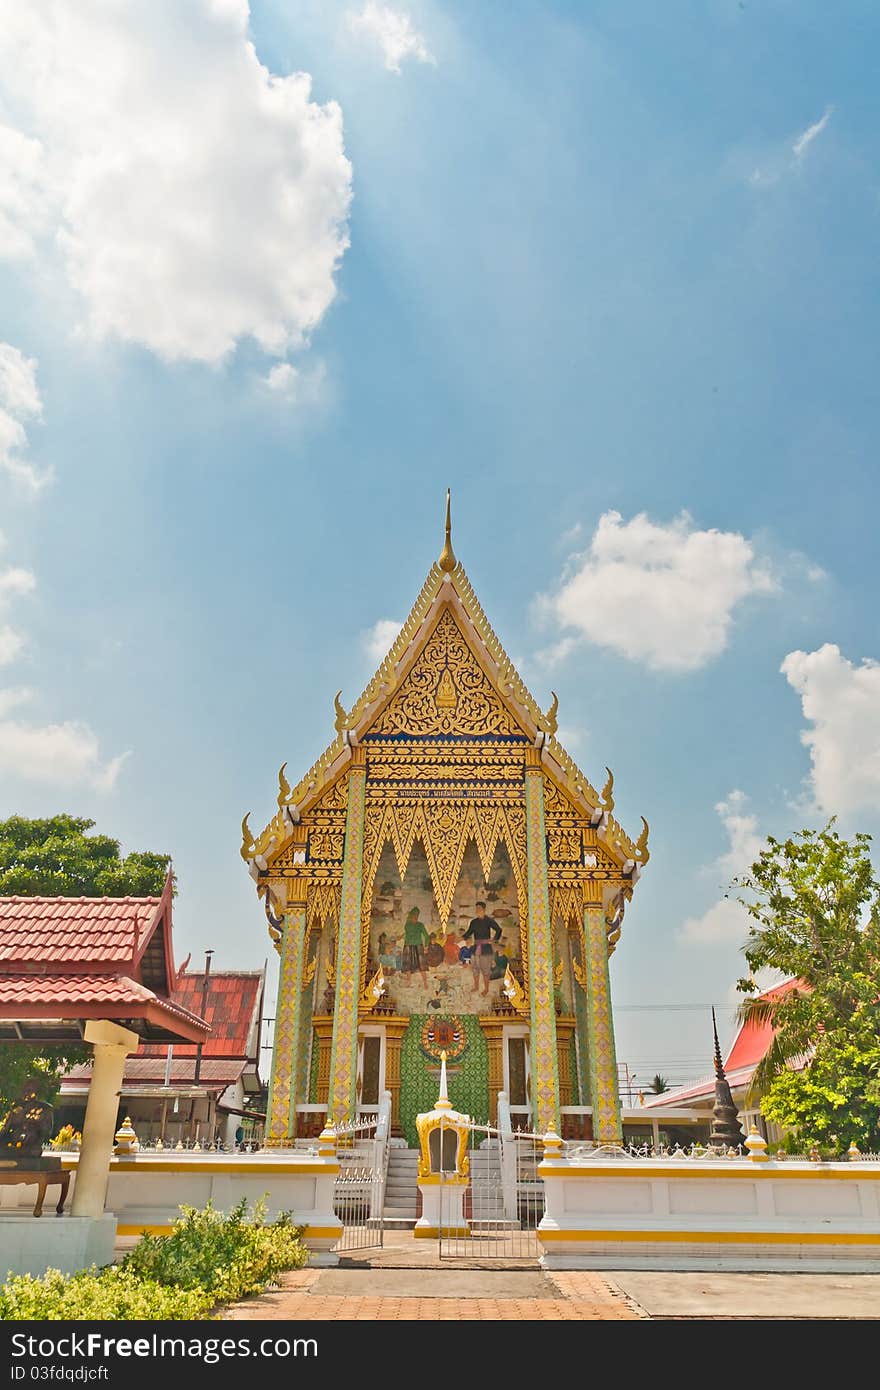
223, 1267, 641, 1321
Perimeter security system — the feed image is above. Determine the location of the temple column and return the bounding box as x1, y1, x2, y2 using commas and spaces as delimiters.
265, 860, 309, 1147
381, 1016, 409, 1134
523, 749, 560, 1134
327, 747, 368, 1123
582, 886, 622, 1143
477, 1017, 506, 1125
72, 1020, 139, 1217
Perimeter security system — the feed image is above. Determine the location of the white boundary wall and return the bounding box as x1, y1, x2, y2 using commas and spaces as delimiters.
538, 1154, 880, 1271
1, 1151, 343, 1270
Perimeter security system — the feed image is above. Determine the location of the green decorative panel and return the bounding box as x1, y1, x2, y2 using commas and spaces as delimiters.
569, 1034, 579, 1106
574, 982, 591, 1105
398, 1014, 489, 1149
308, 1028, 319, 1104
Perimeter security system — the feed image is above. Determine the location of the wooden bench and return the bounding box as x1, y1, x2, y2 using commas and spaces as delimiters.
0, 1164, 71, 1216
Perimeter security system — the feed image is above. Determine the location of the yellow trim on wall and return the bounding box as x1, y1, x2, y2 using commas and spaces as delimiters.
540, 1164, 880, 1181
108, 1160, 338, 1176
537, 1228, 880, 1246
116, 1223, 342, 1241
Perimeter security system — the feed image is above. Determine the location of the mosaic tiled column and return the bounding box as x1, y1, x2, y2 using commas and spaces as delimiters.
327, 746, 367, 1123
265, 882, 309, 1147
582, 889, 623, 1143
523, 749, 560, 1134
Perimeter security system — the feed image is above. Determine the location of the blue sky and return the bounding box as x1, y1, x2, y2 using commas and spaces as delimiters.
1, 0, 878, 1090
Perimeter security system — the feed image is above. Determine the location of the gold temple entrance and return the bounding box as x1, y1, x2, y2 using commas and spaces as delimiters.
243, 495, 649, 1149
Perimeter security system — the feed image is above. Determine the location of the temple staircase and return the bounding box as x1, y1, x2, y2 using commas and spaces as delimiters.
382, 1146, 419, 1229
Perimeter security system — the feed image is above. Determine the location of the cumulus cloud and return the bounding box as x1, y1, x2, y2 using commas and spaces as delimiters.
0, 343, 48, 492
0, 697, 128, 790
681, 791, 763, 945
348, 3, 435, 73
541, 511, 776, 672
363, 618, 402, 662
0, 539, 125, 788
0, 546, 36, 665
782, 644, 880, 817
0, 2, 352, 365
262, 359, 328, 407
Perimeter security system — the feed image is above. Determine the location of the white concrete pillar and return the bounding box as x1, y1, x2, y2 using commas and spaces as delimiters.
72, 1020, 139, 1218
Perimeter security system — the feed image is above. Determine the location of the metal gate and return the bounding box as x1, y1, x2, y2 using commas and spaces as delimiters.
439, 1120, 543, 1259
332, 1117, 387, 1253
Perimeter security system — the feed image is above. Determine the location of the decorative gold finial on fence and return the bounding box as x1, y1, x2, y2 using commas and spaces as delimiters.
439, 488, 456, 572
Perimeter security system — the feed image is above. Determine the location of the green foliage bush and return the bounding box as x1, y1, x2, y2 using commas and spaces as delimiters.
0, 1199, 308, 1321
0, 1267, 213, 1321
122, 1199, 308, 1303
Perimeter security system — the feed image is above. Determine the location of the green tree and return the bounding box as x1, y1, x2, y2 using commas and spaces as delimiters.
734, 823, 880, 1151
0, 814, 170, 898
761, 1036, 880, 1154
0, 815, 172, 1119
650, 1074, 670, 1094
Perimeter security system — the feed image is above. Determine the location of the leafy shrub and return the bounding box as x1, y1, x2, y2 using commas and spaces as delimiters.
0, 1198, 309, 1320
0, 1267, 212, 1321
122, 1198, 308, 1302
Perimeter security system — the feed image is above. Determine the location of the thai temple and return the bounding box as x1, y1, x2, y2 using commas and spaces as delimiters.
242, 496, 650, 1148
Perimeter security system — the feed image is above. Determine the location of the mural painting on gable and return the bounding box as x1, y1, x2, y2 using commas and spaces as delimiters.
368, 839, 521, 1016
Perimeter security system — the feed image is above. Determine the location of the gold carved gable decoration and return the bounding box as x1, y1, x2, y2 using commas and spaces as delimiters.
370, 608, 520, 738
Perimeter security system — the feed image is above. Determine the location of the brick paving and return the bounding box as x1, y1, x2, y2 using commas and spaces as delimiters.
222, 1266, 643, 1321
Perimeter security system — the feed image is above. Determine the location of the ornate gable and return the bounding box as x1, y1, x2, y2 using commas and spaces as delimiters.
369, 607, 523, 740
244, 497, 648, 879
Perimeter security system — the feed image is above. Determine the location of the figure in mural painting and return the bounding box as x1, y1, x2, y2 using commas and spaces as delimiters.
489, 937, 510, 981
425, 932, 445, 968
401, 906, 429, 985
463, 901, 502, 997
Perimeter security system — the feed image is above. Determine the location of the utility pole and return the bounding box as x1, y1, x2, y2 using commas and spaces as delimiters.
193, 948, 214, 1085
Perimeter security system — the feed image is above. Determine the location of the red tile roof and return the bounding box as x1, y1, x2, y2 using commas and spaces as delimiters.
0, 895, 161, 969
141, 970, 264, 1060
64, 1057, 247, 1091
644, 978, 805, 1110
0, 974, 209, 1038
724, 978, 804, 1071
0, 879, 208, 1043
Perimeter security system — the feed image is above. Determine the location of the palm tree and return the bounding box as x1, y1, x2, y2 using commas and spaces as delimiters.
650, 1074, 670, 1094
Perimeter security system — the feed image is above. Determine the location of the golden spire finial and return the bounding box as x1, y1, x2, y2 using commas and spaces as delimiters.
439, 488, 456, 572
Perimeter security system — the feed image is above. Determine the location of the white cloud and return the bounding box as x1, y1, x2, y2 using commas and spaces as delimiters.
681, 790, 763, 945
0, 627, 26, 666
0, 343, 48, 492
0, 542, 125, 788
363, 618, 402, 662
262, 359, 328, 407
0, 567, 36, 601
747, 105, 834, 189
0, 704, 128, 790
0, 552, 36, 664
793, 107, 833, 160
782, 644, 880, 817
0, 2, 352, 365
348, 3, 435, 73
541, 510, 776, 672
